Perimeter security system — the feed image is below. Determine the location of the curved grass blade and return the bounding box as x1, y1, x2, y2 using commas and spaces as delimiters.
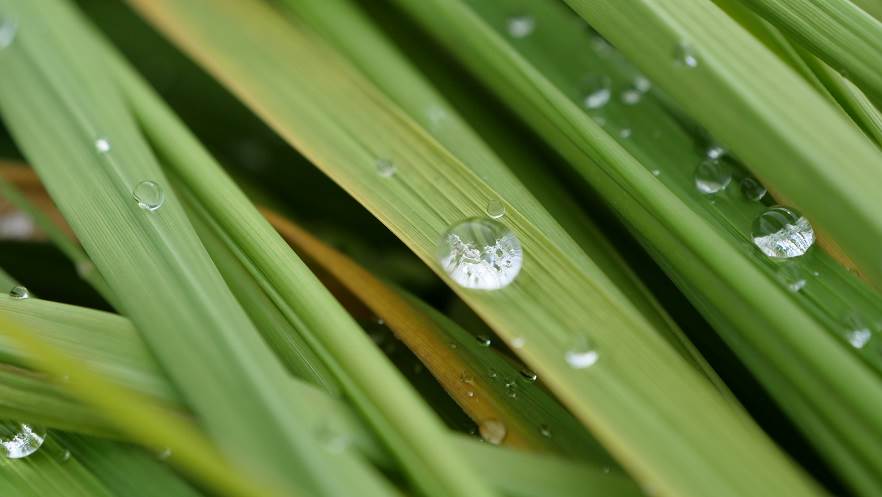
127, 1, 827, 496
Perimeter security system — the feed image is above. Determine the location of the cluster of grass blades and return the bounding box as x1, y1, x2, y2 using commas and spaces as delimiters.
0, 0, 880, 496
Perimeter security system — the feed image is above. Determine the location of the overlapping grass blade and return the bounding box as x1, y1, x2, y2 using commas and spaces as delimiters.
125, 1, 828, 496
735, 0, 882, 106
0, 1, 389, 496
388, 0, 882, 494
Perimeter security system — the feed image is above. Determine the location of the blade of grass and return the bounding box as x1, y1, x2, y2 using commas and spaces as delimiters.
127, 1, 827, 496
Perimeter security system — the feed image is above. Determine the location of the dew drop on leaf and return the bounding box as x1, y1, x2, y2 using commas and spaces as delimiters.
694, 159, 732, 194
0, 423, 46, 459
133, 180, 165, 212
751, 206, 815, 258
478, 419, 507, 445
437, 218, 522, 290
9, 285, 29, 299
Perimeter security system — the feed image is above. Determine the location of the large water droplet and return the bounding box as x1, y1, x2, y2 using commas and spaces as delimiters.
375, 158, 396, 178
565, 335, 599, 369
9, 286, 29, 299
0, 423, 46, 459
437, 218, 523, 290
751, 207, 815, 258
506, 15, 535, 39
0, 17, 17, 50
740, 177, 767, 201
580, 75, 612, 110
486, 199, 505, 219
133, 180, 164, 212
478, 419, 507, 445
674, 41, 699, 68
694, 159, 732, 194
94, 138, 111, 154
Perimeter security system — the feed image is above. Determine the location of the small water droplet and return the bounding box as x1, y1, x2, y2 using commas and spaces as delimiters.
602, 466, 611, 474
740, 177, 767, 201
538, 424, 552, 438
580, 75, 612, 110
9, 285, 29, 299
621, 89, 641, 105
466, 390, 476, 398
590, 35, 614, 57
634, 75, 652, 93
478, 419, 507, 445
706, 145, 726, 160
449, 342, 458, 349
618, 128, 632, 139
694, 159, 732, 194
777, 264, 808, 292
592, 114, 607, 127
519, 369, 537, 382
488, 369, 498, 380
438, 218, 522, 290
651, 169, 661, 177
157, 448, 172, 460
510, 337, 526, 349
476, 334, 492, 347
427, 105, 448, 126
504, 379, 518, 398
565, 335, 599, 369
674, 41, 699, 68
506, 15, 535, 39
460, 373, 476, 385
486, 199, 505, 219
94, 138, 111, 154
61, 450, 71, 462
751, 206, 815, 259
375, 158, 397, 178
133, 180, 165, 212
316, 420, 350, 454
0, 17, 18, 50
75, 260, 95, 280
842, 312, 873, 349
0, 423, 46, 459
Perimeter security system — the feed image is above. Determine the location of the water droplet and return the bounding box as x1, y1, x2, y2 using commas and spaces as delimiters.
592, 114, 607, 127
565, 335, 599, 369
0, 17, 17, 50
506, 15, 535, 39
706, 145, 726, 160
590, 35, 614, 57
740, 177, 767, 201
0, 423, 46, 459
580, 75, 612, 110
694, 159, 732, 194
75, 260, 95, 280
504, 379, 518, 398
460, 373, 476, 385
651, 169, 661, 177
777, 264, 807, 292
61, 450, 71, 462
842, 312, 873, 349
618, 128, 632, 139
466, 390, 476, 398
476, 334, 492, 347
602, 466, 611, 474
486, 199, 505, 220
0, 211, 34, 240
437, 218, 523, 290
519, 369, 537, 382
538, 424, 552, 438
751, 207, 815, 258
133, 180, 165, 212
478, 419, 507, 445
157, 448, 172, 460
634, 75, 652, 93
488, 369, 498, 380
375, 158, 396, 178
94, 138, 111, 154
316, 420, 350, 454
9, 286, 29, 299
621, 89, 641, 105
427, 105, 448, 126
510, 337, 526, 349
448, 342, 458, 349
674, 41, 699, 68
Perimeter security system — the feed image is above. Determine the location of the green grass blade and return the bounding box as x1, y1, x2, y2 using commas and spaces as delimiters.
125, 1, 829, 496
736, 0, 882, 106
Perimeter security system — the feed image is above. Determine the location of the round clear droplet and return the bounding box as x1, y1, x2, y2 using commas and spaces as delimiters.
519, 369, 537, 382
437, 218, 523, 290
634, 75, 652, 93
740, 177, 767, 201
0, 423, 46, 459
478, 419, 507, 445
538, 424, 552, 438
375, 158, 396, 178
565, 335, 599, 369
706, 145, 726, 160
751, 206, 815, 259
506, 15, 535, 39
674, 41, 699, 68
9, 285, 29, 299
842, 311, 873, 349
94, 138, 111, 154
580, 74, 612, 110
0, 17, 17, 50
486, 199, 505, 219
694, 159, 733, 194
476, 334, 492, 347
133, 180, 165, 212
